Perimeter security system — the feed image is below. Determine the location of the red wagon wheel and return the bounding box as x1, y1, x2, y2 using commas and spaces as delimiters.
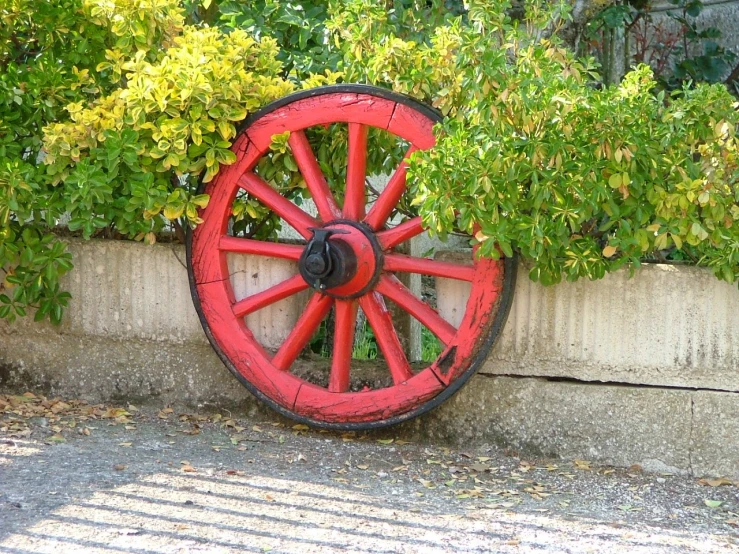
187, 85, 516, 429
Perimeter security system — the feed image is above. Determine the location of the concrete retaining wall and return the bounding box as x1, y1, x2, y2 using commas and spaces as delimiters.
1, 239, 737, 479
442, 263, 739, 392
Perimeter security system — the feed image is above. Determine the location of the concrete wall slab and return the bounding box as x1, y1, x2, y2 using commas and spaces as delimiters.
2, 239, 738, 478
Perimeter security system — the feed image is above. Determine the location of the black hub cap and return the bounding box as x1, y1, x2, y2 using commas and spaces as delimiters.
299, 228, 357, 291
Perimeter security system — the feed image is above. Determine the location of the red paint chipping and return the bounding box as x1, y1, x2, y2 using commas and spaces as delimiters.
188, 86, 512, 429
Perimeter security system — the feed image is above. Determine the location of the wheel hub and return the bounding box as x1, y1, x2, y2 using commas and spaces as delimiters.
298, 221, 383, 299
299, 228, 356, 291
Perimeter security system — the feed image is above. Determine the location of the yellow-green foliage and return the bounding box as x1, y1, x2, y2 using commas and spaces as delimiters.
334, 0, 739, 286
85, 0, 185, 54
44, 25, 293, 236
1, 0, 189, 324
2, 0, 298, 324
4, 0, 739, 328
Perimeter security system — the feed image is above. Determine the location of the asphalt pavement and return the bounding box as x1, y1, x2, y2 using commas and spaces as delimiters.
1, 392, 738, 553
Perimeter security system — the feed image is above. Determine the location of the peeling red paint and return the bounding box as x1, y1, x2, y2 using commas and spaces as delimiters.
187, 87, 513, 429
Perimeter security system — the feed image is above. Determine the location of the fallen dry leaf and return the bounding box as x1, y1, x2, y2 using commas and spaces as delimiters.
418, 479, 435, 489
698, 478, 734, 487
50, 401, 71, 414
104, 407, 130, 419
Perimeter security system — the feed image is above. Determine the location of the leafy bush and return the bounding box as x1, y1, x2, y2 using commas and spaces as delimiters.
333, 0, 739, 285
1, 0, 125, 323
43, 25, 294, 238
1, 0, 297, 322
2, 0, 739, 327
185, 0, 339, 79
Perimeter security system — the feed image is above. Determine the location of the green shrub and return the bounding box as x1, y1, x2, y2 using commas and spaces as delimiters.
43, 25, 294, 237
2, 0, 739, 327
1, 0, 296, 322
332, 0, 739, 285
188, 0, 339, 80
0, 0, 141, 323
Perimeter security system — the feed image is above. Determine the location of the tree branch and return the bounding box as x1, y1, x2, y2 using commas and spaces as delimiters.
544, 0, 599, 51
724, 60, 739, 86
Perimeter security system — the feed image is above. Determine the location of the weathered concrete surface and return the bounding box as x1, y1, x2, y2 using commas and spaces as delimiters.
2, 239, 739, 479
404, 376, 709, 477
0, 332, 255, 408
463, 262, 739, 393
604, 0, 739, 85
2, 403, 737, 554
5, 329, 735, 479
3, 238, 303, 348
650, 0, 739, 83
691, 390, 739, 479
435, 250, 472, 328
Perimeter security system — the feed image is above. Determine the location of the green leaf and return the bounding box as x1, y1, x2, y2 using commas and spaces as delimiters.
284, 155, 298, 172
163, 204, 185, 220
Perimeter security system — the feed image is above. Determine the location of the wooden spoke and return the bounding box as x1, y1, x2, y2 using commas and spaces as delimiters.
360, 292, 413, 385
219, 236, 304, 261
364, 146, 417, 230
272, 293, 334, 371
377, 216, 425, 250
329, 299, 358, 392
232, 274, 308, 319
343, 123, 368, 220
288, 130, 341, 222
384, 253, 475, 281
376, 275, 456, 346
238, 172, 318, 240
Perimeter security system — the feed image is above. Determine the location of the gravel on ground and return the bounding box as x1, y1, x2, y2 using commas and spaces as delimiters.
1, 391, 738, 553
